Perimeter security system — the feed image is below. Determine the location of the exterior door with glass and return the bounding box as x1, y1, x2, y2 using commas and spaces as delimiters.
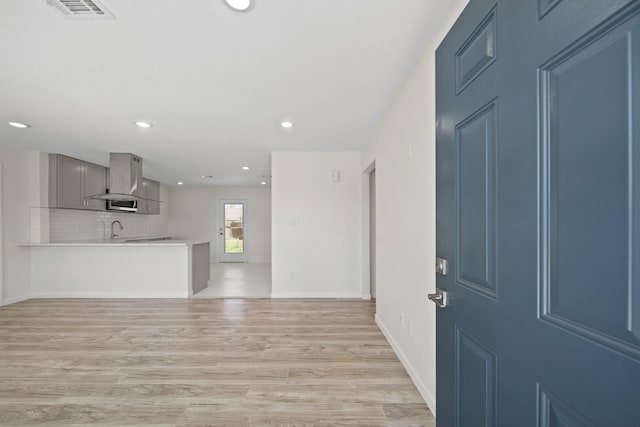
217, 199, 248, 263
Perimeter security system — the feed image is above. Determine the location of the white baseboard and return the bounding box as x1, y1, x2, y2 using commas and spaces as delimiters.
271, 292, 363, 299
375, 314, 437, 416
2, 294, 31, 306
31, 292, 188, 299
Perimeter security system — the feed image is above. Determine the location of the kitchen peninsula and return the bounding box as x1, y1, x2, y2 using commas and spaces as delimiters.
22, 238, 210, 298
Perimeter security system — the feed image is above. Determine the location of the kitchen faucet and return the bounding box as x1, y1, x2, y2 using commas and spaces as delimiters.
111, 220, 123, 239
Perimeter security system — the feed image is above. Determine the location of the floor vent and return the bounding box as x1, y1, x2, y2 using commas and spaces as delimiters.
46, 0, 114, 19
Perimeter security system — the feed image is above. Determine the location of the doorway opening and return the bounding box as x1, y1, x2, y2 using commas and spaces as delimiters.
195, 197, 271, 298
0, 163, 3, 305
369, 167, 376, 299
362, 160, 376, 300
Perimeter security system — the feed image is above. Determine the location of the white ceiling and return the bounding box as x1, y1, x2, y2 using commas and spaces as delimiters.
0, 0, 443, 186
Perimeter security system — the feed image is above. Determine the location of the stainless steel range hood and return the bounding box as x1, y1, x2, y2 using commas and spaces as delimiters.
108, 153, 143, 200
88, 153, 143, 201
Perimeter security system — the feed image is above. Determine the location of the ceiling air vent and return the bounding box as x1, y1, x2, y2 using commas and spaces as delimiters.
45, 0, 114, 19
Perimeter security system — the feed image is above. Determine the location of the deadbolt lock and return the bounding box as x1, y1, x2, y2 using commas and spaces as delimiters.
436, 257, 448, 275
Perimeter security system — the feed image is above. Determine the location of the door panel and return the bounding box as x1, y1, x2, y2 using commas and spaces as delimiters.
540, 10, 640, 360
537, 387, 597, 427
455, 327, 497, 427
455, 100, 497, 298
436, 0, 640, 425
455, 6, 497, 95
539, 0, 563, 19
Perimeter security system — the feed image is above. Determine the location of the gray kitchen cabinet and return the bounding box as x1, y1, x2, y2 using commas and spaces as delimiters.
138, 178, 160, 214
137, 180, 147, 213
53, 155, 84, 209
84, 161, 107, 210
49, 154, 107, 211
146, 179, 160, 214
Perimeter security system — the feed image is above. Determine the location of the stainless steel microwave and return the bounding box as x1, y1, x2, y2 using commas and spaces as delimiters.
107, 199, 138, 212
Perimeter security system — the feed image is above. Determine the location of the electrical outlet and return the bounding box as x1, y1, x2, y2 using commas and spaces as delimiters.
400, 311, 405, 326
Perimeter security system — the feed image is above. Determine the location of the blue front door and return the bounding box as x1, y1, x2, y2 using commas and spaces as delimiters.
435, 0, 640, 425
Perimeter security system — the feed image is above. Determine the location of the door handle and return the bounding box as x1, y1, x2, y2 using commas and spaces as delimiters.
428, 288, 449, 308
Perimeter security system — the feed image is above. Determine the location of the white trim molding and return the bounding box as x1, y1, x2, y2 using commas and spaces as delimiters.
271, 292, 363, 299
376, 313, 437, 416
31, 292, 187, 299
2, 295, 30, 306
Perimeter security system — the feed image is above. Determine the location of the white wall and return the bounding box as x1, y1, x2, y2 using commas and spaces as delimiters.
167, 186, 271, 263
361, 0, 468, 414
271, 152, 361, 298
0, 145, 33, 304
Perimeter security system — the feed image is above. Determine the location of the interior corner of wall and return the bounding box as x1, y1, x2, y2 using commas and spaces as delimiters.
375, 313, 436, 416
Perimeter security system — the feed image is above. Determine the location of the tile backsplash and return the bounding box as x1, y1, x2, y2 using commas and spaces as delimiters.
49, 209, 152, 242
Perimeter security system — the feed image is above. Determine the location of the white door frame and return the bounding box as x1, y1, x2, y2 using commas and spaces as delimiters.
217, 199, 248, 263
0, 163, 4, 305
360, 160, 375, 299
369, 167, 376, 298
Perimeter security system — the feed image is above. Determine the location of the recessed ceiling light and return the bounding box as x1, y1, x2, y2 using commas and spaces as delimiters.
241, 166, 250, 171
8, 121, 30, 129
280, 120, 294, 129
260, 181, 267, 185
135, 121, 153, 128
177, 181, 184, 186
222, 0, 255, 12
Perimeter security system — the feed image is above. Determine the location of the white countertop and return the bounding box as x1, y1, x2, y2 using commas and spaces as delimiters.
20, 236, 210, 247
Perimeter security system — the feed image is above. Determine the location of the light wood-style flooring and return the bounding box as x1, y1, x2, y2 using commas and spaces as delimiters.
195, 263, 272, 298
0, 298, 434, 426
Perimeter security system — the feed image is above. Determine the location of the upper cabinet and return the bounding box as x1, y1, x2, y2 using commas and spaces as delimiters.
48, 154, 160, 214
84, 161, 108, 211
49, 154, 107, 211
146, 179, 160, 215
138, 178, 160, 215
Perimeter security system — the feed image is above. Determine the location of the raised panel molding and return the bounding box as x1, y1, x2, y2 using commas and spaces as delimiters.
455, 326, 497, 427
538, 0, 562, 20
455, 99, 498, 299
537, 385, 596, 427
538, 5, 640, 361
455, 5, 497, 95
